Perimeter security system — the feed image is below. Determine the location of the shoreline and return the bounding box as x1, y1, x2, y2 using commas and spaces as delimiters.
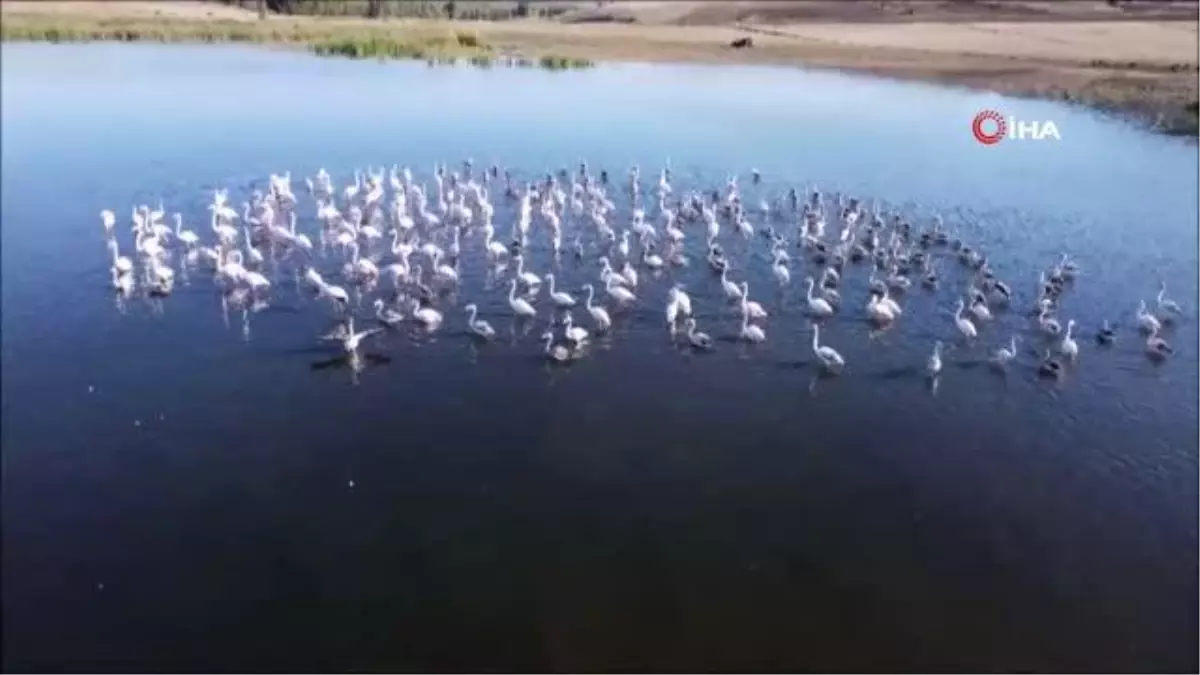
2, 1, 1196, 135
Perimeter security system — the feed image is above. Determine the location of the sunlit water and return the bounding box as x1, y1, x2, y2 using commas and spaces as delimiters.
2, 44, 1197, 672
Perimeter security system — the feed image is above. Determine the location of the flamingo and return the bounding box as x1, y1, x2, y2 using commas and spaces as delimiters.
173, 214, 199, 249
811, 324, 844, 373
669, 284, 693, 316
721, 267, 743, 301
1059, 319, 1079, 361
1157, 281, 1182, 317
542, 331, 571, 362
1145, 326, 1173, 360
323, 317, 382, 354
109, 240, 133, 275
773, 258, 790, 287
991, 336, 1019, 369
739, 311, 766, 343
464, 304, 495, 339
508, 279, 537, 318
545, 274, 576, 308
739, 282, 768, 320
684, 318, 713, 350
582, 284, 611, 332
563, 313, 589, 346
805, 277, 834, 318
110, 266, 134, 295
927, 340, 943, 377
410, 300, 443, 329
606, 276, 636, 305
867, 293, 896, 324
373, 299, 405, 326
514, 255, 541, 289
318, 281, 350, 308
1137, 300, 1162, 334
955, 299, 978, 341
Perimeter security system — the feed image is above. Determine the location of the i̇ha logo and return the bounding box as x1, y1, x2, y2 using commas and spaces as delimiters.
972, 109, 1061, 145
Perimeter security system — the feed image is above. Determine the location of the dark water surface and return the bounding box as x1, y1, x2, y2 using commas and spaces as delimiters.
2, 44, 1197, 672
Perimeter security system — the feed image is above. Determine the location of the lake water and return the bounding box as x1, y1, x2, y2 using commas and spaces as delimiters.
2, 43, 1197, 672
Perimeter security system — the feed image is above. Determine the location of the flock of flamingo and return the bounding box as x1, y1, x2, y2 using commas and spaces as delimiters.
99, 161, 1183, 381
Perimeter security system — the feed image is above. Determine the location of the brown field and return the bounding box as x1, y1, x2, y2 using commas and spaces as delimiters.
3, 0, 1197, 132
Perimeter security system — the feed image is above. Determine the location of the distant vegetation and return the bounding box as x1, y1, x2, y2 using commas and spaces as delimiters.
0, 13, 595, 70
213, 0, 575, 21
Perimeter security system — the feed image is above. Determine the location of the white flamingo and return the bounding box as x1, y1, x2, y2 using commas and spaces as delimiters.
606, 276, 636, 305
1137, 300, 1162, 334
318, 281, 350, 308
373, 299, 405, 326
721, 267, 743, 300
1157, 281, 1182, 317
173, 214, 199, 249
739, 282, 768, 320
867, 294, 896, 324
508, 279, 537, 318
811, 324, 844, 373
773, 259, 790, 287
545, 274, 576, 308
805, 277, 834, 318
1145, 326, 1173, 359
669, 284, 693, 316
563, 313, 589, 345
324, 317, 382, 354
410, 300, 443, 330
927, 340, 943, 377
1059, 319, 1078, 361
542, 331, 571, 362
582, 284, 611, 332
955, 299, 978, 341
514, 255, 541, 289
740, 311, 766, 343
109, 239, 133, 275
464, 303, 495, 339
110, 266, 134, 295
992, 336, 1019, 368
684, 318, 713, 350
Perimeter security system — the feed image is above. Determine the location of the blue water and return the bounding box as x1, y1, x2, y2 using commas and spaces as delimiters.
2, 43, 1197, 672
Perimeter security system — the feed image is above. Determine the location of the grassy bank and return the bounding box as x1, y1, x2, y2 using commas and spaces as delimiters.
0, 13, 594, 69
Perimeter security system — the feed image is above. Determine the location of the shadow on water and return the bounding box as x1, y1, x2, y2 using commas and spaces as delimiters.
310, 353, 392, 370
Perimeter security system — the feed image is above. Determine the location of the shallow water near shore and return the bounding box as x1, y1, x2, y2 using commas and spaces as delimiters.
2, 43, 1197, 672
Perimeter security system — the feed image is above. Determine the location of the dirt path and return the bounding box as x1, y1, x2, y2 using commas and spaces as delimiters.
759, 20, 1198, 66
